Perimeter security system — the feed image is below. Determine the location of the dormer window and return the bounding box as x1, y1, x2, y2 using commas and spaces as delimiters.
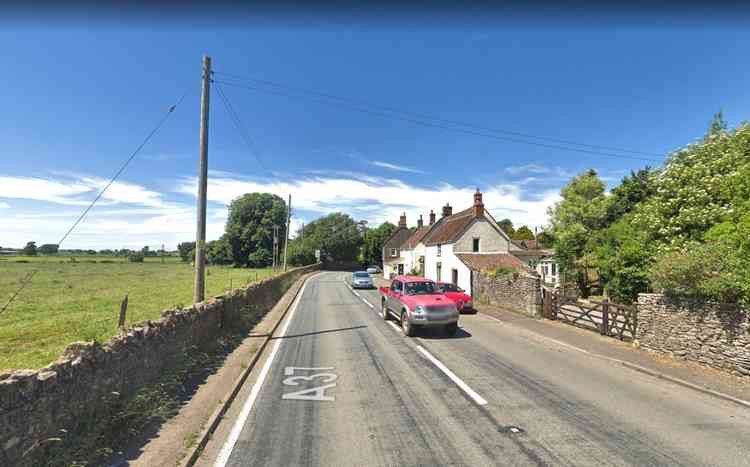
472, 238, 480, 252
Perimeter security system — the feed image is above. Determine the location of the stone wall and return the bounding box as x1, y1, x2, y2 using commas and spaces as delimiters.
637, 293, 750, 377
472, 269, 542, 317
0, 264, 320, 466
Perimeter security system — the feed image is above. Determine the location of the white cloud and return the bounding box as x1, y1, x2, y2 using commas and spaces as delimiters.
505, 164, 574, 179
370, 160, 425, 174
0, 175, 169, 208
176, 174, 560, 231
0, 202, 9, 209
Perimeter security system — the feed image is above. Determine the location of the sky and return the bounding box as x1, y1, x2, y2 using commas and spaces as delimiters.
2, 4, 749, 250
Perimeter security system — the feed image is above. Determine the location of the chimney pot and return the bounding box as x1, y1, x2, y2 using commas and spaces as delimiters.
398, 212, 407, 228
417, 215, 423, 228
429, 210, 436, 225
442, 203, 453, 217
473, 189, 484, 217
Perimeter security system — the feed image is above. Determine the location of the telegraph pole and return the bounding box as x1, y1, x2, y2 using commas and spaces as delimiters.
283, 194, 291, 272
194, 54, 211, 303
272, 225, 279, 270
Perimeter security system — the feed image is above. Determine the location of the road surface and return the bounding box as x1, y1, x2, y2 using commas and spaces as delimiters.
202, 271, 750, 466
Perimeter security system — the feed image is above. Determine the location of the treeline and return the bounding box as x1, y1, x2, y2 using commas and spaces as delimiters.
9, 242, 171, 258
549, 113, 750, 305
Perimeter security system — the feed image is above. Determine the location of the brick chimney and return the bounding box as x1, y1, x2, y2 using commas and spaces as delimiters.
442, 203, 453, 218
417, 214, 424, 228
429, 210, 436, 225
398, 212, 407, 228
473, 188, 484, 218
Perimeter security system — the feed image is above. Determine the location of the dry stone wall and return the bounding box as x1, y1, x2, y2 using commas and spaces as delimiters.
472, 270, 542, 317
0, 264, 320, 466
637, 293, 750, 377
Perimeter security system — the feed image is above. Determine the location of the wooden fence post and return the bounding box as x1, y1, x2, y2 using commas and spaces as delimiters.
118, 294, 128, 332
601, 298, 609, 336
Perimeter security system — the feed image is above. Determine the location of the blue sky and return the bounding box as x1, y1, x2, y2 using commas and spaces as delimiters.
2, 9, 749, 249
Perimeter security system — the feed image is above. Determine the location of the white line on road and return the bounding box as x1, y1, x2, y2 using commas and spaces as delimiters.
344, 282, 376, 309
387, 321, 401, 333
416, 345, 488, 406
213, 274, 312, 467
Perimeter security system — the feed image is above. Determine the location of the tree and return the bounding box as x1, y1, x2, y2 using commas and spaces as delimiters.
548, 169, 609, 296
296, 213, 364, 263
512, 225, 534, 241
707, 110, 727, 138
536, 230, 554, 248
224, 193, 288, 267
38, 244, 59, 255
605, 168, 655, 226
361, 222, 397, 266
22, 241, 37, 256
177, 242, 196, 262
128, 251, 145, 262
206, 236, 233, 265
498, 218, 515, 237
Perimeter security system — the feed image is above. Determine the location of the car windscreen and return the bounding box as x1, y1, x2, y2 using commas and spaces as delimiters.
439, 284, 462, 292
354, 272, 370, 278
405, 281, 438, 295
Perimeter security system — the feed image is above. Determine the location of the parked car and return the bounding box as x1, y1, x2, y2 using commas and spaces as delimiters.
366, 266, 382, 274
379, 275, 459, 337
351, 271, 374, 289
437, 282, 474, 313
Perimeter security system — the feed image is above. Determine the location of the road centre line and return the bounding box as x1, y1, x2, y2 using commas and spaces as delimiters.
416, 345, 488, 406
214, 273, 311, 467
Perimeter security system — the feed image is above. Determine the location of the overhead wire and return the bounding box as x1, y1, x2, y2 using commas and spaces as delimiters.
0, 87, 190, 317
213, 71, 665, 163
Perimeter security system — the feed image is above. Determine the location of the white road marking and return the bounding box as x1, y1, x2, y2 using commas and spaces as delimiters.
416, 345, 488, 406
282, 367, 338, 401
214, 274, 312, 467
387, 321, 401, 333
344, 282, 376, 309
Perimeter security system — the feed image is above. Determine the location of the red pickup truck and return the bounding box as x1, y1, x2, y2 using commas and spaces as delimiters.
379, 275, 459, 337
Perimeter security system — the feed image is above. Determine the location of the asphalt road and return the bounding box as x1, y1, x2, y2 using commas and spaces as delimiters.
207, 271, 750, 466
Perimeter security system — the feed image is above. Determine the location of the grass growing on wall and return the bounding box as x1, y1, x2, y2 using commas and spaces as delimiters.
0, 258, 275, 370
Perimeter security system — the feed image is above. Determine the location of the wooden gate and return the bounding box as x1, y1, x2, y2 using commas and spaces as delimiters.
542, 290, 637, 341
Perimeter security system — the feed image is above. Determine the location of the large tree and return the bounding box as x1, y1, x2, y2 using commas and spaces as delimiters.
21, 241, 37, 256
548, 169, 609, 296
498, 218, 515, 237
177, 241, 195, 262
224, 193, 288, 267
361, 221, 397, 266
38, 244, 59, 255
288, 213, 364, 264
512, 225, 535, 241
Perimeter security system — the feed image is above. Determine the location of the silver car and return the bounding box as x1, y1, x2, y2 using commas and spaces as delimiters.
351, 271, 374, 289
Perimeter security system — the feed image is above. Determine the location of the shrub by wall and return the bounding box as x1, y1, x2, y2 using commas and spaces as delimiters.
637, 293, 750, 377
0, 264, 320, 466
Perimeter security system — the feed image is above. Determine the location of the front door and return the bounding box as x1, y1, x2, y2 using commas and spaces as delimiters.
398, 263, 404, 275
452, 269, 458, 286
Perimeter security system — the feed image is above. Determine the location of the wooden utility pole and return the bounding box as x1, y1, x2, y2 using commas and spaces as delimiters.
283, 194, 291, 272
272, 225, 279, 270
194, 54, 211, 303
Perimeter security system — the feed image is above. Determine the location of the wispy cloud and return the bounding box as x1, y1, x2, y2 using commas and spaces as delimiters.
0, 202, 9, 209
505, 164, 574, 178
370, 160, 426, 174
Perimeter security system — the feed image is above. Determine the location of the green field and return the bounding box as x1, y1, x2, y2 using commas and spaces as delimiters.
0, 256, 276, 370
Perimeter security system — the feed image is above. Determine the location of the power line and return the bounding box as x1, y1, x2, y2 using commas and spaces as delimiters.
214, 81, 271, 172
1, 88, 189, 317
213, 71, 665, 162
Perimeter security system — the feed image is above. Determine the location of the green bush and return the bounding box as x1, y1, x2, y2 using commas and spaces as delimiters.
127, 252, 145, 263
649, 241, 746, 304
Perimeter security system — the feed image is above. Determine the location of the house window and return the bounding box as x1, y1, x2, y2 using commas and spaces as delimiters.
436, 262, 442, 281
451, 269, 458, 285
437, 244, 442, 257
398, 264, 404, 275
390, 248, 397, 257
472, 238, 480, 252
551, 263, 557, 276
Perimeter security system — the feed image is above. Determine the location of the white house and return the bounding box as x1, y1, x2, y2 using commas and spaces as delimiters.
512, 239, 559, 288
382, 213, 414, 279
421, 190, 528, 295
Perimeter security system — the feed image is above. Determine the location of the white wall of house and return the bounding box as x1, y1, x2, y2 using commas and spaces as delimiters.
423, 243, 473, 294
454, 219, 512, 253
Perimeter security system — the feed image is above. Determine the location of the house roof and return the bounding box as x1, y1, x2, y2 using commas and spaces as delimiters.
402, 226, 431, 249
423, 208, 476, 246
455, 253, 536, 274
382, 227, 414, 263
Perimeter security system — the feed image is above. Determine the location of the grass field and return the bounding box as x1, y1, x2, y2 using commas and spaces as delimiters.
0, 256, 276, 370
